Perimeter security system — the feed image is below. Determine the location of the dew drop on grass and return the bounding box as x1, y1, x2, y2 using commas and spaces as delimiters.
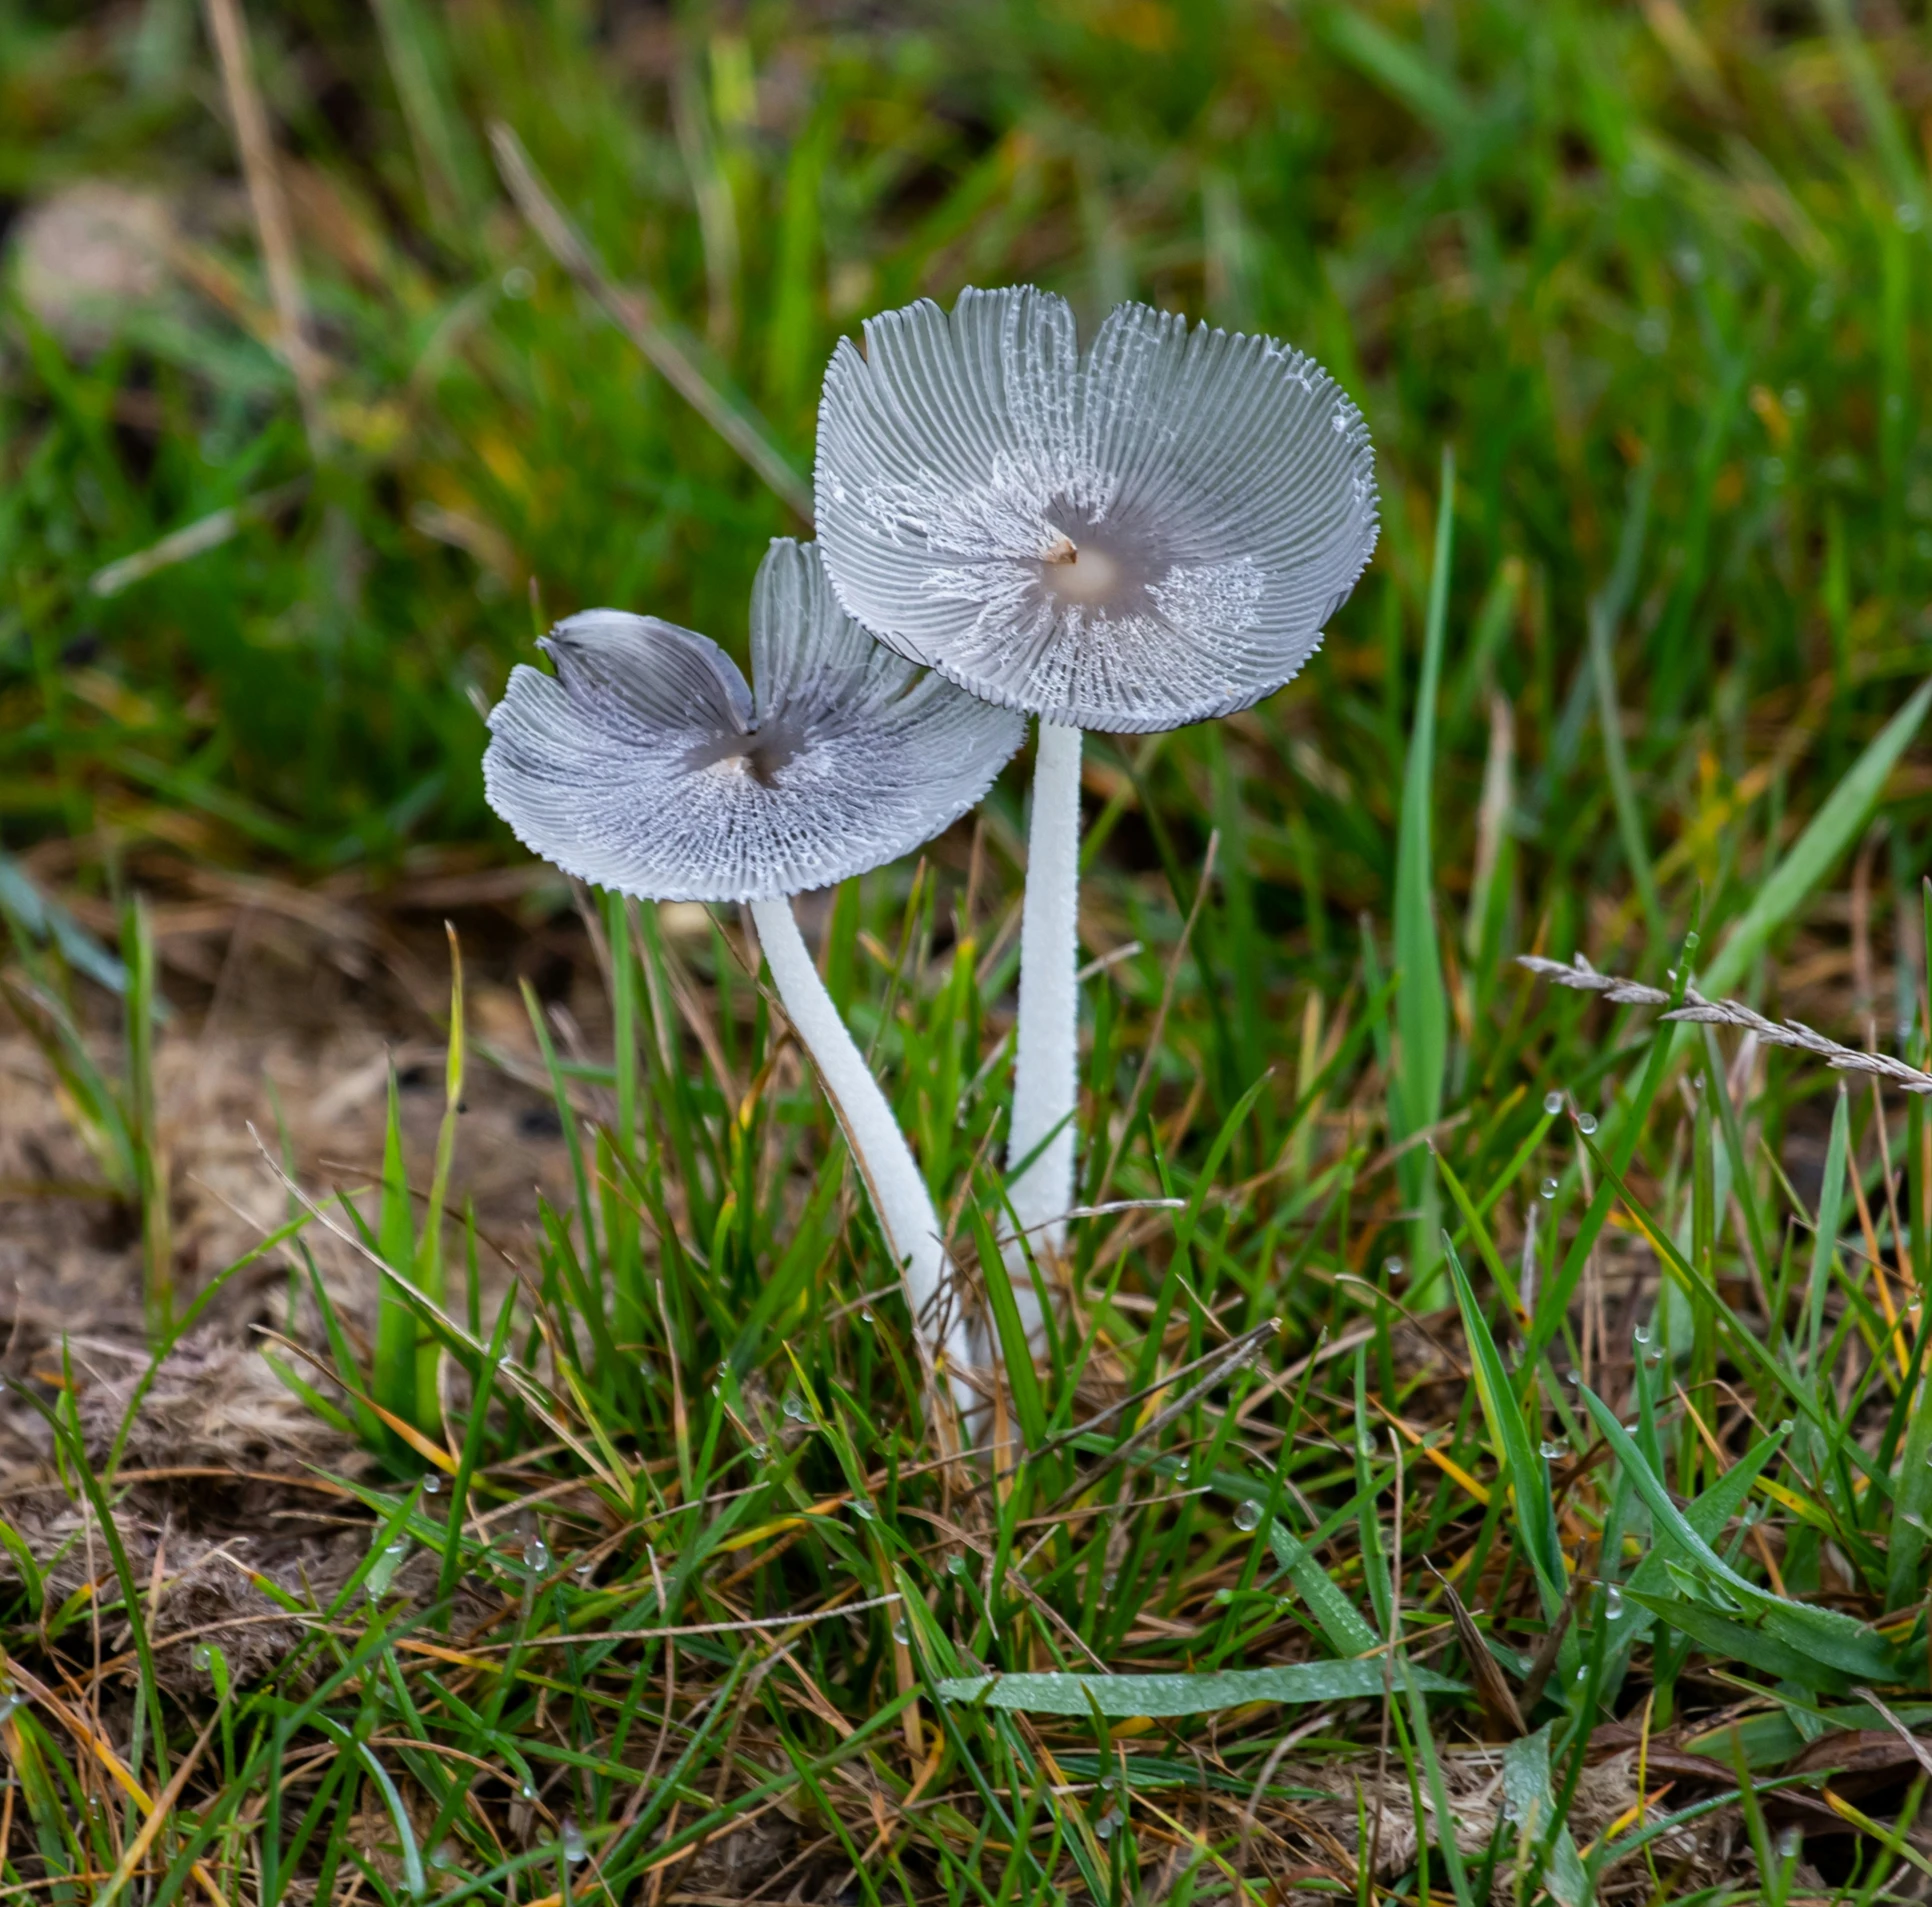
370, 1535, 407, 1596
1777, 1825, 1803, 1861
1102, 1570, 1118, 1593
1645, 1349, 1664, 1367
423, 1473, 440, 1494
1233, 1500, 1263, 1533
561, 1815, 588, 1864
860, 1309, 875, 1324
522, 1537, 550, 1572
853, 1501, 875, 1522
782, 1394, 807, 1421
519, 1783, 536, 1802
892, 1618, 910, 1645
1539, 1440, 1564, 1460
1605, 1584, 1624, 1617
1382, 1256, 1402, 1279
1543, 1091, 1564, 1115
1576, 1112, 1598, 1136
1540, 1178, 1558, 1200
191, 1644, 213, 1672
1778, 1419, 1794, 1436
1633, 1324, 1651, 1346
1682, 929, 1700, 951
0, 1688, 19, 1723
947, 1552, 968, 1576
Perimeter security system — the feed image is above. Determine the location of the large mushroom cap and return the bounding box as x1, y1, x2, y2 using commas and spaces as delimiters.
483, 539, 1023, 903
814, 285, 1379, 734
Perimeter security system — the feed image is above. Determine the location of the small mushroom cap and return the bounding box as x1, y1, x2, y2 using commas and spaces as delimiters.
815, 285, 1379, 734
482, 539, 1023, 903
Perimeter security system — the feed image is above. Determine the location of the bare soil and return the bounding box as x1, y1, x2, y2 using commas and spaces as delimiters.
0, 864, 611, 1687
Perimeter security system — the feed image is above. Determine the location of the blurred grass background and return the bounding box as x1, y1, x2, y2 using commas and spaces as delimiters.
9, 0, 1932, 991
14, 6, 1932, 1899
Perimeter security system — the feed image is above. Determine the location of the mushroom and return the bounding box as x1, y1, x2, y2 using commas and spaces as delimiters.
813, 285, 1378, 1308
482, 537, 1024, 1398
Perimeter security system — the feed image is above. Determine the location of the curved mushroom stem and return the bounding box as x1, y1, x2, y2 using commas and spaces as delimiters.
1005, 720, 1083, 1343
749, 896, 977, 1410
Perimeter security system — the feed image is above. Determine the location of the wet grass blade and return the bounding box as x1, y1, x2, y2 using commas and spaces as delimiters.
1447, 1235, 1565, 1621
938, 1660, 1463, 1715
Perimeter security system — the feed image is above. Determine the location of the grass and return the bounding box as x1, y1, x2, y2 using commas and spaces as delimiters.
7, 0, 1932, 1900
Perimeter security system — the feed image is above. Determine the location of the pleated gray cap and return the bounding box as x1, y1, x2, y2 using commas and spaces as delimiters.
483, 539, 1024, 903
814, 285, 1379, 734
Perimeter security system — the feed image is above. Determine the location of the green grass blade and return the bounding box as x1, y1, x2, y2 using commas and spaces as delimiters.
413, 928, 465, 1430
1578, 1387, 1900, 1681
1393, 447, 1454, 1299
120, 893, 171, 1344
1446, 1235, 1566, 1620
1702, 675, 1932, 997
1887, 1325, 1932, 1612
372, 1067, 418, 1443
1807, 1086, 1850, 1364
1267, 1505, 1382, 1658
937, 1660, 1461, 1716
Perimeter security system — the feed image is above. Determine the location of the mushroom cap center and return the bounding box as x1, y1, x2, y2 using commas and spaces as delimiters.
1040, 539, 1122, 608
687, 724, 802, 787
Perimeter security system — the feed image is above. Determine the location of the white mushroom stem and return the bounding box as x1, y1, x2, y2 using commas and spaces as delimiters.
749, 896, 976, 1407
1004, 720, 1083, 1341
